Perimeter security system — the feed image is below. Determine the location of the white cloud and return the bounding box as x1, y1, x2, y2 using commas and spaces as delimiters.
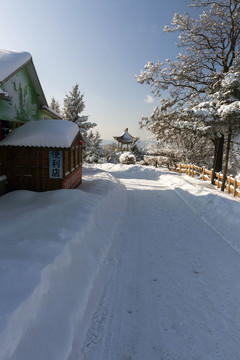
144, 95, 154, 104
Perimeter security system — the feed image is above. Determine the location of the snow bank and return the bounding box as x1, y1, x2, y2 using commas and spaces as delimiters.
0, 167, 127, 360
160, 170, 240, 253
95, 164, 240, 251
92, 163, 160, 180
1, 163, 240, 359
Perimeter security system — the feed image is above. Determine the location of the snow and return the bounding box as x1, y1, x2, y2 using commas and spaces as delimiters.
115, 131, 137, 143
218, 101, 240, 116
42, 106, 62, 119
0, 120, 79, 148
120, 131, 134, 142
222, 72, 239, 87
119, 151, 136, 164
0, 164, 240, 359
0, 50, 32, 82
0, 87, 10, 99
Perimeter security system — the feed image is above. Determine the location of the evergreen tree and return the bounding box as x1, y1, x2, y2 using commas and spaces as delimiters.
130, 142, 144, 161
63, 84, 96, 136
50, 97, 61, 115
84, 130, 104, 163
92, 131, 103, 157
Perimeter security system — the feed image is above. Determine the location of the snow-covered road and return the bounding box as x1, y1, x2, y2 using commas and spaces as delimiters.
1, 164, 240, 360
71, 167, 240, 360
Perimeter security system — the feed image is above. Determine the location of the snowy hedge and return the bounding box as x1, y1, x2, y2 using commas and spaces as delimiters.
119, 152, 136, 164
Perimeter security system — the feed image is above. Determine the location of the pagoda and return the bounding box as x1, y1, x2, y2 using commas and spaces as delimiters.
113, 128, 138, 151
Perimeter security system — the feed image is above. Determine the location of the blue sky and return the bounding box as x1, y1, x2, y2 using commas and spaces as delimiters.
2, 0, 192, 140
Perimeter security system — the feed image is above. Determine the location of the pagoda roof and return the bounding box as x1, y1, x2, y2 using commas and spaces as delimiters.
113, 130, 138, 144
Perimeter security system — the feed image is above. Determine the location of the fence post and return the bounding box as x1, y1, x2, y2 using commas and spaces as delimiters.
233, 178, 237, 197
202, 167, 205, 180
210, 169, 214, 184
216, 173, 220, 188
226, 176, 231, 194
179, 163, 181, 174
227, 176, 231, 194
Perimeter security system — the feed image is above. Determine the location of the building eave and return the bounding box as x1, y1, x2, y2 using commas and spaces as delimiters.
25, 59, 48, 107
41, 106, 63, 119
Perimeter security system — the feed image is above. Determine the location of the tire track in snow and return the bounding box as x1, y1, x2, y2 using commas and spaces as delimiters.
81, 173, 240, 360
81, 180, 165, 359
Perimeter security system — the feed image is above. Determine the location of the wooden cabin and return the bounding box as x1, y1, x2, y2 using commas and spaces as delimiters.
0, 119, 83, 192
0, 49, 63, 195
113, 128, 138, 151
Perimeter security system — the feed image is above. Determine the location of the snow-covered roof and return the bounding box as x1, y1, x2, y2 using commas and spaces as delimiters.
0, 120, 79, 148
114, 130, 138, 144
0, 49, 32, 82
0, 49, 48, 106
42, 106, 63, 119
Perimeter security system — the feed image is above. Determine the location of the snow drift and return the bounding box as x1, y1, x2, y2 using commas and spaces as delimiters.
0, 168, 126, 360
0, 164, 240, 359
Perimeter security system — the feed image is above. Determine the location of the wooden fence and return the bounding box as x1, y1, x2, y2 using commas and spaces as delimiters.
171, 163, 240, 199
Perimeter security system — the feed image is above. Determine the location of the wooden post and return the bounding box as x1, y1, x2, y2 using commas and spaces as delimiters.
227, 176, 231, 194
233, 178, 237, 197
210, 169, 214, 184
216, 173, 220, 188
221, 127, 232, 192
202, 167, 205, 180
179, 164, 182, 174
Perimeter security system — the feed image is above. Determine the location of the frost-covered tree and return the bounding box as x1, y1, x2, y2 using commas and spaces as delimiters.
136, 0, 240, 171
130, 142, 144, 161
186, 63, 240, 188
84, 130, 105, 163
141, 106, 213, 166
63, 84, 96, 137
50, 97, 61, 115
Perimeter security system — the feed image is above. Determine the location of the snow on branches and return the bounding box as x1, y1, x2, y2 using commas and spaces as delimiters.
187, 64, 240, 130
63, 84, 96, 136
136, 0, 240, 173
136, 0, 240, 105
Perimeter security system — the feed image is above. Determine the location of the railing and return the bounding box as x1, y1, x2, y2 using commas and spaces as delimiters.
171, 163, 240, 199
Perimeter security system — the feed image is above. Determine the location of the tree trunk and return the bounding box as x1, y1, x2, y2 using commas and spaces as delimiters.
221, 127, 232, 192
211, 134, 224, 184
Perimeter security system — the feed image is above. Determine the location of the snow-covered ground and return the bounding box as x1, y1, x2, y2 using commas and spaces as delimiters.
0, 164, 240, 359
